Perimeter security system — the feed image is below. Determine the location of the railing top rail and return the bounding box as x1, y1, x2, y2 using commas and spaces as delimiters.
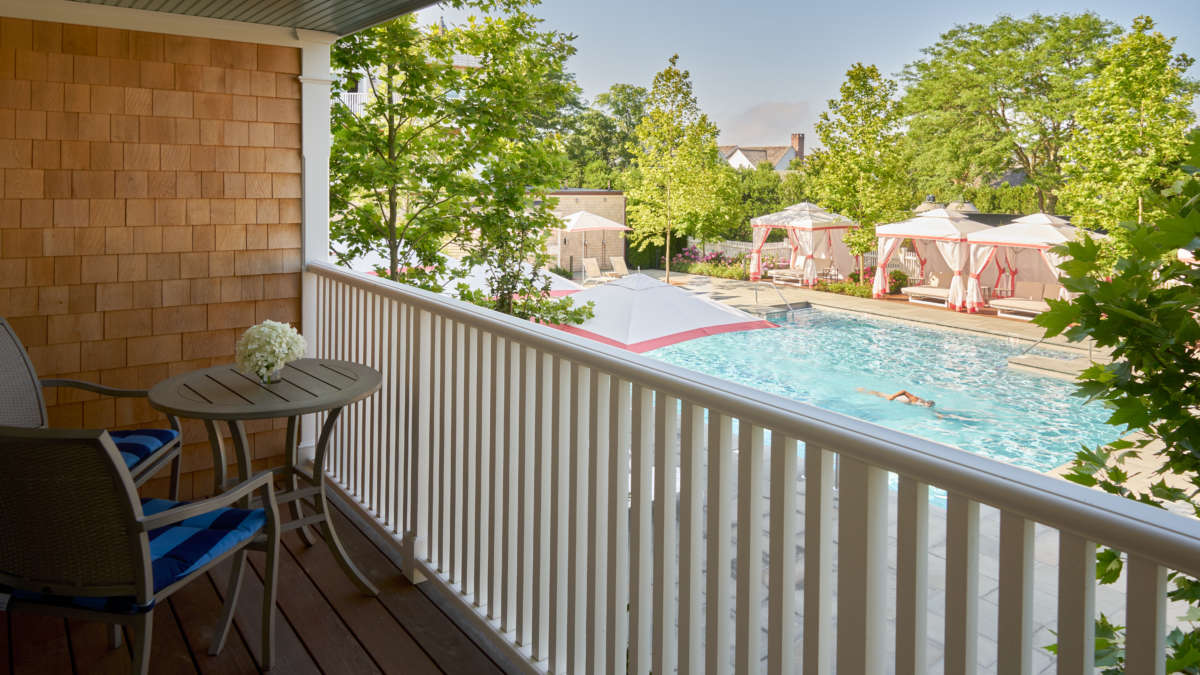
308, 260, 1200, 576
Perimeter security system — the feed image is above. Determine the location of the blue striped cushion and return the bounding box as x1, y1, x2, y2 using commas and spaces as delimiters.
4, 499, 265, 613
142, 498, 266, 592
108, 429, 178, 470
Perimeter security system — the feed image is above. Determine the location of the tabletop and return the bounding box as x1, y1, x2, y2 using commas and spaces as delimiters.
148, 358, 382, 421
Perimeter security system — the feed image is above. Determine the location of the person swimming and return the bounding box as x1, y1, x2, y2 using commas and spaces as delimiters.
857, 388, 934, 407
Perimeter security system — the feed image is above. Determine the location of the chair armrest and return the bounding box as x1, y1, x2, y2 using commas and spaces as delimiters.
41, 379, 149, 398
139, 470, 276, 532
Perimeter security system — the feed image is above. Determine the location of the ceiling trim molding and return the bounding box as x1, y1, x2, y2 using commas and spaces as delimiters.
0, 0, 339, 47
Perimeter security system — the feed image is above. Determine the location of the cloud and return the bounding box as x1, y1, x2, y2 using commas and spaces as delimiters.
716, 101, 818, 148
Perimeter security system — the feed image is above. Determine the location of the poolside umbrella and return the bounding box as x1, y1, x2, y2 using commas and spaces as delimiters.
965, 216, 1096, 310
749, 202, 855, 283
874, 209, 990, 309
557, 210, 631, 268
553, 274, 774, 352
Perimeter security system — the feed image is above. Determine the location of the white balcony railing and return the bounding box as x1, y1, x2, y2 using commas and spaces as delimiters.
306, 260, 1200, 674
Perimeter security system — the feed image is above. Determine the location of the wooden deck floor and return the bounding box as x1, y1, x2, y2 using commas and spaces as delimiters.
0, 507, 503, 675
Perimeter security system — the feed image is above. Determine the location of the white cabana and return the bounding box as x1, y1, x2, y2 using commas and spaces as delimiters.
964, 213, 1094, 312
554, 274, 774, 352
748, 202, 856, 284
873, 208, 990, 310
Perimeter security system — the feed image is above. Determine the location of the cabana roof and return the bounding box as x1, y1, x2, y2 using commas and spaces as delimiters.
750, 202, 855, 230
876, 209, 990, 241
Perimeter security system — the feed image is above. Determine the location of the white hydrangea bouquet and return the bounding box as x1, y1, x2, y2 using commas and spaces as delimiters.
235, 320, 306, 384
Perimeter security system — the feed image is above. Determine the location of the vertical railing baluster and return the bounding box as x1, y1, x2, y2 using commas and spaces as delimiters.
997, 511, 1033, 675
629, 384, 653, 675
767, 432, 797, 675
533, 350, 552, 661
652, 393, 679, 675
473, 330, 488, 608
802, 446, 834, 675
461, 327, 477, 596
735, 422, 764, 674
606, 378, 631, 674
517, 344, 534, 648
1057, 533, 1096, 675
678, 403, 704, 675
586, 371, 611, 674
896, 477, 929, 675
567, 363, 589, 673
549, 357, 569, 672
945, 493, 980, 675
836, 456, 887, 674
1125, 555, 1167, 675
706, 413, 734, 675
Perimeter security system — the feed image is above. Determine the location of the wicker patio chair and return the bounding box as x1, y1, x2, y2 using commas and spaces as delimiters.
0, 317, 183, 499
0, 426, 281, 673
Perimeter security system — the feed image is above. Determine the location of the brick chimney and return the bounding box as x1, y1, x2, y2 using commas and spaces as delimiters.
790, 133, 805, 161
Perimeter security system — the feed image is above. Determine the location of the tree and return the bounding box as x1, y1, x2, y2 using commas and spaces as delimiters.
330, 0, 589, 323
560, 83, 647, 188
626, 55, 729, 281
902, 13, 1119, 212
1036, 131, 1200, 672
807, 63, 915, 279
1059, 16, 1197, 255
330, 16, 470, 289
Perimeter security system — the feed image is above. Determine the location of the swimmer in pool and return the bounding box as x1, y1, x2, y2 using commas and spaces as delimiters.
858, 388, 934, 408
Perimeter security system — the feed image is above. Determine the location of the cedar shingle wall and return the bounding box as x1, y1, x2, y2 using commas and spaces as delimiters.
0, 18, 304, 498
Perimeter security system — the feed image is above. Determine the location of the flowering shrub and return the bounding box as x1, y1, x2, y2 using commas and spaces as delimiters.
888, 270, 910, 294
236, 320, 306, 383
669, 246, 731, 266
815, 281, 873, 298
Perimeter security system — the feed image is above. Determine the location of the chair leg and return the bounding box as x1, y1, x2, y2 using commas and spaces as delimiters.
262, 528, 280, 670
131, 611, 153, 675
108, 623, 122, 649
209, 549, 246, 656
168, 453, 181, 500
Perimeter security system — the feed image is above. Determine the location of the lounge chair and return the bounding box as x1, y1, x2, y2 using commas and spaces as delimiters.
901, 274, 951, 307
583, 257, 615, 284
767, 267, 804, 286
609, 256, 631, 277
0, 317, 183, 498
991, 281, 1058, 320
0, 426, 281, 673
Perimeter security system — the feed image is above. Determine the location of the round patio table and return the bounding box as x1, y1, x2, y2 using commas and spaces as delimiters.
149, 358, 382, 595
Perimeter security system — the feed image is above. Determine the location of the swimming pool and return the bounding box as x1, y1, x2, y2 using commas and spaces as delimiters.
647, 308, 1119, 474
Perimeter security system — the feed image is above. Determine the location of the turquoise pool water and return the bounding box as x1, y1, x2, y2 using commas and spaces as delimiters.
647, 309, 1119, 473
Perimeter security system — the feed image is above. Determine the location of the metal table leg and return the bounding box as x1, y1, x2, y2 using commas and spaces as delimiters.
284, 415, 317, 546
203, 420, 227, 496
308, 406, 379, 596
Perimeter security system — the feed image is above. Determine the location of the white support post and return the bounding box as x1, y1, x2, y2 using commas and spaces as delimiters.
298, 39, 334, 467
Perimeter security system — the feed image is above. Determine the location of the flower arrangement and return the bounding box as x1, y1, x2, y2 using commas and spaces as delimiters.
235, 320, 306, 384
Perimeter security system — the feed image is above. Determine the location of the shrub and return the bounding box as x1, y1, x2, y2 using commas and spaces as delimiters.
549, 265, 573, 279
815, 281, 872, 298
888, 269, 909, 294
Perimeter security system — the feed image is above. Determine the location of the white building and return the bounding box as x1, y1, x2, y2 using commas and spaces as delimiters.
719, 132, 805, 172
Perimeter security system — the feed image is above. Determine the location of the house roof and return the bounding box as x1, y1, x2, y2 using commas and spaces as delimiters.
67, 0, 439, 36
717, 145, 738, 158
726, 145, 792, 168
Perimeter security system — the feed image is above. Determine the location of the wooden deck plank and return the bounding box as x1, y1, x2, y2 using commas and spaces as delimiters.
207, 559, 319, 675
280, 531, 442, 675
148, 604, 199, 675
65, 620, 131, 675
329, 510, 504, 675
168, 573, 261, 675
1, 612, 10, 675
244, 547, 383, 674
10, 615, 71, 675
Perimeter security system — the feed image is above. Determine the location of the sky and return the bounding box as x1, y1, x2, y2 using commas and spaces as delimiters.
418, 0, 1200, 149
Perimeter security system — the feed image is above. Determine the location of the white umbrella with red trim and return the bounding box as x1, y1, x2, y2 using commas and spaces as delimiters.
553, 274, 775, 353
555, 210, 631, 268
